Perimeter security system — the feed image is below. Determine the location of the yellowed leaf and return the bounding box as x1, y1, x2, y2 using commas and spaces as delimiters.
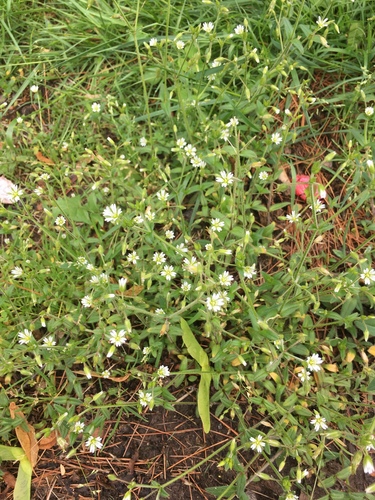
269, 372, 281, 384
346, 350, 356, 363
9, 402, 39, 468
123, 285, 143, 297
368, 345, 375, 356
325, 363, 339, 373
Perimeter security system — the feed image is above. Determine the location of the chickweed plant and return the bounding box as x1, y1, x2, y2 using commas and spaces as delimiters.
1, 0, 375, 498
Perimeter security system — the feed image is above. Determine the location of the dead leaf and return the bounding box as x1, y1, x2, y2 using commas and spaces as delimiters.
9, 402, 39, 468
60, 464, 66, 476
3, 470, 17, 488
0, 176, 17, 204
35, 151, 55, 165
38, 430, 57, 450
368, 345, 375, 356
123, 285, 144, 297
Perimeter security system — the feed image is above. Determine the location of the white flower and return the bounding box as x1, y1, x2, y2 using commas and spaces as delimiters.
249, 434, 266, 453
11, 266, 23, 278
30, 85, 39, 93
175, 242, 188, 253
127, 251, 139, 264
156, 189, 169, 201
181, 281, 191, 292
139, 390, 153, 407
363, 455, 375, 474
81, 295, 94, 308
365, 107, 374, 117
149, 37, 158, 46
102, 369, 111, 378
310, 412, 328, 431
9, 184, 24, 202
118, 277, 127, 291
175, 40, 185, 50
285, 494, 299, 500
218, 271, 234, 287
360, 268, 375, 285
316, 16, 329, 29
102, 204, 122, 223
271, 132, 282, 145
43, 335, 56, 349
165, 230, 175, 240
155, 308, 165, 315
108, 329, 127, 347
286, 211, 301, 223
243, 264, 256, 279
140, 137, 147, 147
206, 293, 225, 312
55, 215, 66, 227
259, 171, 269, 181
91, 102, 101, 112
190, 156, 206, 168
297, 368, 311, 383
184, 144, 196, 157
34, 186, 44, 196
160, 265, 176, 281
76, 256, 88, 267
176, 137, 187, 148
234, 24, 246, 35
85, 435, 103, 453
296, 469, 309, 483
210, 218, 225, 232
216, 171, 234, 187
153, 252, 167, 265
226, 116, 239, 128
145, 210, 155, 221
16, 117, 23, 124
310, 199, 326, 213
306, 353, 323, 372
367, 159, 374, 168
134, 215, 144, 224
18, 329, 33, 345
285, 108, 292, 116
220, 128, 230, 141
73, 421, 85, 434
202, 21, 214, 33
156, 365, 170, 378
183, 256, 200, 274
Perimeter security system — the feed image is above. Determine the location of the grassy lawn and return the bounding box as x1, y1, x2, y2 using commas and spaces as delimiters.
1, 0, 375, 498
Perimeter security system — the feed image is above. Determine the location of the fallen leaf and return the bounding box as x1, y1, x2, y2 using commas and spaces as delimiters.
35, 151, 55, 165
123, 285, 144, 297
9, 402, 39, 468
38, 430, 57, 450
368, 345, 375, 356
3, 470, 17, 488
0, 176, 17, 204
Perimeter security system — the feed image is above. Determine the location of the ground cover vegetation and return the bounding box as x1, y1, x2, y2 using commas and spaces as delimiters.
1, 0, 375, 498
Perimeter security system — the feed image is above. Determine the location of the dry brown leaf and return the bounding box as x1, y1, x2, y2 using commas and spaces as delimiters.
109, 373, 131, 382
2, 470, 17, 488
38, 430, 57, 449
35, 150, 55, 165
123, 285, 144, 297
9, 402, 39, 468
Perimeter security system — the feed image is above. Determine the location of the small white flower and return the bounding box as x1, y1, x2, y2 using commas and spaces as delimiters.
153, 252, 167, 265
183, 256, 200, 274
118, 277, 127, 291
139, 390, 153, 407
310, 199, 325, 213
210, 218, 225, 232
155, 308, 165, 315
206, 293, 225, 312
190, 156, 206, 168
156, 365, 170, 378
81, 295, 94, 308
102, 369, 111, 378
365, 107, 374, 117
16, 116, 23, 123
73, 421, 85, 434
306, 353, 323, 372
11, 266, 23, 278
9, 184, 24, 202
360, 268, 375, 285
202, 21, 214, 33
216, 171, 234, 187
43, 335, 56, 349
297, 368, 311, 383
140, 137, 147, 147
149, 37, 158, 46
160, 265, 176, 281
55, 215, 66, 227
316, 16, 329, 29
30, 85, 39, 93
366, 436, 375, 452
134, 215, 144, 224
76, 256, 88, 267
175, 242, 188, 253
259, 171, 269, 181
176, 137, 187, 148
285, 108, 292, 116
108, 329, 127, 347
165, 230, 175, 240
226, 116, 239, 128
156, 189, 169, 202
175, 40, 185, 50
363, 455, 375, 474
243, 264, 256, 279
85, 435, 103, 453
234, 24, 246, 35
91, 102, 101, 113
271, 132, 282, 145
367, 159, 374, 168
286, 211, 301, 223
181, 281, 191, 292
220, 128, 230, 141
310, 412, 328, 431
34, 186, 44, 196
127, 251, 139, 265
250, 434, 266, 453
145, 210, 155, 221
218, 271, 234, 287
184, 144, 196, 157
296, 469, 309, 483
18, 329, 33, 345
103, 204, 122, 223
285, 494, 299, 500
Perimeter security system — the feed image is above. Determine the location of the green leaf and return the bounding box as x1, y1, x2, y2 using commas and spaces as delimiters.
198, 372, 211, 433
0, 446, 32, 500
180, 318, 209, 369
